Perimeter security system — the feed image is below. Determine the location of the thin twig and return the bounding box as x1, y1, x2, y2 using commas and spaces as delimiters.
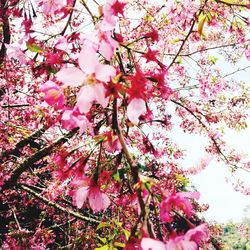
19, 184, 101, 223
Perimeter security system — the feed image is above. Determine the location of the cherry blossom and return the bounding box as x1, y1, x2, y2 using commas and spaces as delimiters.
160, 192, 200, 223
0, 0, 249, 248
75, 185, 111, 212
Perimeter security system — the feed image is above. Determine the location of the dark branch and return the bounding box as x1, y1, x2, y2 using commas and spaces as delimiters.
19, 184, 101, 223
1, 128, 78, 190
0, 0, 11, 64
0, 127, 47, 164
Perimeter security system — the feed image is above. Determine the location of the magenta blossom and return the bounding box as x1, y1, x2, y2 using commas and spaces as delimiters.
40, 80, 65, 109
75, 185, 111, 213
141, 224, 208, 250
160, 192, 200, 223
61, 109, 90, 134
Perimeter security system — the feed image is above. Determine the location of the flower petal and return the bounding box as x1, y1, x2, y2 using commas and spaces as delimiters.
127, 98, 146, 124
88, 186, 111, 212
99, 40, 115, 61
56, 67, 85, 87
141, 238, 166, 250
77, 84, 108, 113
165, 237, 197, 250
75, 187, 89, 209
78, 46, 99, 74
77, 85, 96, 113
95, 64, 116, 82
92, 83, 109, 108
185, 224, 208, 243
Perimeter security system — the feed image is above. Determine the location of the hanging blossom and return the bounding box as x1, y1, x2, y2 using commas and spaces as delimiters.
126, 68, 149, 124
72, 177, 111, 213
54, 0, 124, 113
61, 108, 91, 135
81, 0, 123, 60
36, 0, 65, 15
141, 224, 209, 250
56, 45, 116, 113
160, 191, 200, 223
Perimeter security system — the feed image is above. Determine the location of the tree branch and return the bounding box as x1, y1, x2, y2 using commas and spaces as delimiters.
1, 128, 78, 190
0, 0, 11, 64
60, 0, 77, 36
19, 184, 101, 223
215, 0, 248, 7
0, 127, 47, 164
166, 0, 208, 70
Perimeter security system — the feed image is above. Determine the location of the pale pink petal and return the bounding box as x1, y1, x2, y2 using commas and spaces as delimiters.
165, 237, 197, 250
77, 85, 96, 113
56, 67, 86, 87
77, 84, 108, 113
179, 192, 200, 200
127, 98, 146, 124
78, 46, 99, 74
88, 186, 111, 212
141, 238, 166, 250
99, 40, 114, 61
76, 115, 89, 134
61, 110, 78, 130
55, 37, 69, 51
75, 187, 89, 209
99, 16, 116, 31
40, 80, 58, 92
95, 64, 116, 82
6, 45, 27, 64
92, 83, 109, 108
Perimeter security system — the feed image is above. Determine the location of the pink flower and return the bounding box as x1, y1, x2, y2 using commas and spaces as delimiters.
166, 224, 208, 250
38, 0, 64, 15
160, 192, 200, 223
98, 31, 119, 60
40, 80, 65, 109
6, 45, 27, 64
103, 0, 126, 17
56, 45, 116, 113
165, 236, 197, 250
75, 185, 111, 213
185, 224, 209, 245
56, 67, 85, 87
61, 109, 90, 134
141, 224, 208, 250
77, 84, 109, 114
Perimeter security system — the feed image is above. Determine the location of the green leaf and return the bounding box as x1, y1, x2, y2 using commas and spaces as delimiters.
97, 236, 107, 244
144, 14, 154, 22
198, 13, 208, 36
26, 43, 43, 53
95, 245, 109, 250
138, 163, 148, 172
114, 242, 126, 248
208, 56, 218, 64
114, 221, 122, 227
96, 222, 111, 231
123, 229, 130, 240
112, 171, 120, 181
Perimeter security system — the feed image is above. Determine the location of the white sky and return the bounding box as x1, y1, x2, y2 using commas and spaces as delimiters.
169, 37, 250, 223
168, 120, 250, 223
